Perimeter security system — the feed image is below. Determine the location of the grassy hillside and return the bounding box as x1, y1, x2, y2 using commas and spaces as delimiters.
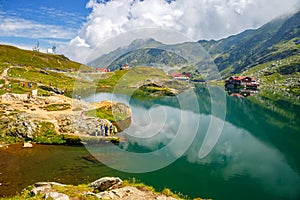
0, 45, 91, 71
198, 10, 300, 79
96, 66, 185, 94
0, 44, 94, 95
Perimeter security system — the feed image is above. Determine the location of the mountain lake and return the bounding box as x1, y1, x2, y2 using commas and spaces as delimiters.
0, 85, 299, 200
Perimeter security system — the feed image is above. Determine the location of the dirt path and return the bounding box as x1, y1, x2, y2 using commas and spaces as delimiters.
0, 66, 12, 84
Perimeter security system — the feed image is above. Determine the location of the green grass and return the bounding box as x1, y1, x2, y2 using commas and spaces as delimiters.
97, 67, 170, 93
0, 44, 92, 71
0, 136, 23, 144
85, 102, 130, 122
43, 103, 71, 111
7, 67, 92, 93
132, 85, 175, 100
0, 44, 96, 95
0, 63, 9, 74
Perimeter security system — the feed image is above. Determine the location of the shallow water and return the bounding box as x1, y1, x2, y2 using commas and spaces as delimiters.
1, 86, 300, 200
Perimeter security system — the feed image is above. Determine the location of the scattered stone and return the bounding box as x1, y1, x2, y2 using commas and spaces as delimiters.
45, 192, 69, 200
95, 186, 177, 200
22, 142, 33, 148
27, 182, 68, 197
89, 177, 123, 191
21, 177, 188, 200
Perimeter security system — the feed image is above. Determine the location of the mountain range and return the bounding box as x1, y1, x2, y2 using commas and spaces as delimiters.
88, 9, 300, 80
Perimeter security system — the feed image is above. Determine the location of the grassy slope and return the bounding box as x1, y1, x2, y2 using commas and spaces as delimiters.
238, 39, 300, 95
0, 45, 91, 71
97, 66, 172, 93
0, 44, 95, 94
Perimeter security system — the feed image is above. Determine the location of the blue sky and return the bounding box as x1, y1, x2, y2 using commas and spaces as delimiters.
0, 0, 299, 63
0, 0, 91, 52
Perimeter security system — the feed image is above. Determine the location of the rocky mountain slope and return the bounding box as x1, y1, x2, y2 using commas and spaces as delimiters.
198, 9, 300, 78
89, 9, 300, 84
107, 48, 188, 71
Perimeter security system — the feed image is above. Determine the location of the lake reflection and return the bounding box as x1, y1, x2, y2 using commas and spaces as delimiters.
1, 86, 299, 200
85, 85, 300, 200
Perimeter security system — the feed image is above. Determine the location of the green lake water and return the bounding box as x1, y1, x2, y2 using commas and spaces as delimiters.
0, 85, 299, 200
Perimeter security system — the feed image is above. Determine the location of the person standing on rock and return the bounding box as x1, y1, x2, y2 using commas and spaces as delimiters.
101, 125, 105, 136
109, 124, 114, 135
80, 110, 85, 118
105, 125, 108, 136
95, 126, 99, 137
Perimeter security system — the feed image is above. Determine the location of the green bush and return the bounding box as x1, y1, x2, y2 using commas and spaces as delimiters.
62, 134, 82, 145
33, 130, 65, 144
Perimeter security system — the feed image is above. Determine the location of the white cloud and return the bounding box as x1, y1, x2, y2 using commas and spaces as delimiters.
64, 0, 299, 63
0, 15, 76, 39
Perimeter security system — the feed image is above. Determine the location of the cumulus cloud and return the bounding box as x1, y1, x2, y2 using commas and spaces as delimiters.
64, 0, 299, 63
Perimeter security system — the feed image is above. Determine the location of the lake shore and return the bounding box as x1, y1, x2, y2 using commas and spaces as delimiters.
0, 143, 202, 200
0, 93, 131, 145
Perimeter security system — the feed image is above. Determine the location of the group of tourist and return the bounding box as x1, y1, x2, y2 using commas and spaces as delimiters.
95, 124, 114, 137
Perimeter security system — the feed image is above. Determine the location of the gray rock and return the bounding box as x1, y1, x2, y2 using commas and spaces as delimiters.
30, 185, 51, 196
29, 182, 68, 197
89, 177, 122, 191
45, 192, 69, 200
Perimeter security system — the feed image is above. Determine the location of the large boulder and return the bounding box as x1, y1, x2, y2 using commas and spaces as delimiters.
4, 113, 38, 139
27, 182, 68, 197
57, 114, 114, 136
89, 177, 123, 191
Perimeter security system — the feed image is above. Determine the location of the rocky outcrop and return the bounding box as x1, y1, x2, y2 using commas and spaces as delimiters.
0, 93, 131, 142
39, 85, 64, 95
57, 114, 115, 136
89, 177, 122, 191
95, 186, 177, 200
0, 112, 39, 139
24, 177, 179, 200
24, 182, 70, 200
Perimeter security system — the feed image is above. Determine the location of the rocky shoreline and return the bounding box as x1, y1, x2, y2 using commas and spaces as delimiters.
19, 177, 186, 200
0, 93, 132, 145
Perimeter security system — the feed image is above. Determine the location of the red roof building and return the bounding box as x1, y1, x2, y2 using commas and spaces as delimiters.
225, 76, 259, 88
96, 68, 109, 72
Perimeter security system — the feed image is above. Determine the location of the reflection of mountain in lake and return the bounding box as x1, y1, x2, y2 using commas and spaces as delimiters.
84, 87, 300, 199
